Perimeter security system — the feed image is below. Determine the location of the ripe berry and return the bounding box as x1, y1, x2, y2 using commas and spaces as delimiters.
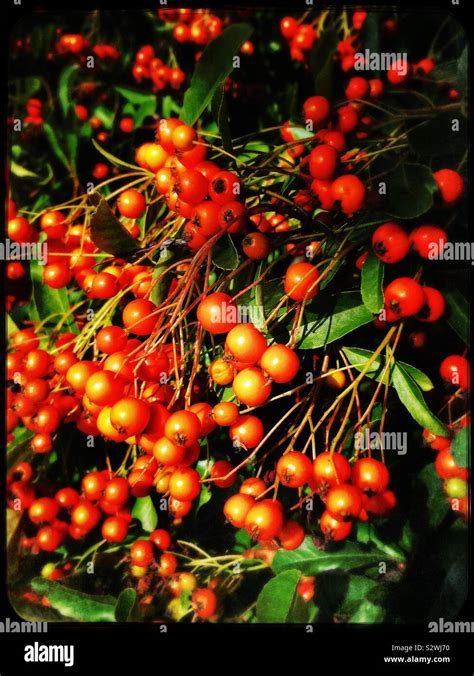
102, 516, 129, 542
168, 467, 201, 501
229, 414, 264, 449
212, 401, 239, 427
313, 452, 352, 492
242, 232, 270, 260
279, 520, 305, 550
131, 540, 154, 567
232, 367, 272, 407
224, 493, 255, 527
309, 144, 338, 180
320, 510, 352, 540
104, 477, 130, 505
122, 299, 158, 336
208, 171, 241, 205
225, 323, 267, 364
284, 262, 320, 301
117, 189, 146, 219
110, 397, 150, 435
345, 76, 369, 100
192, 588, 217, 619
276, 451, 312, 488
150, 529, 171, 550
409, 225, 448, 259
434, 450, 466, 480
164, 410, 201, 447
372, 223, 410, 263
384, 278, 425, 317
244, 499, 283, 541
218, 201, 247, 233
416, 287, 445, 322
331, 174, 366, 214
352, 457, 389, 494
303, 96, 330, 127
326, 484, 363, 520
433, 169, 464, 205
439, 355, 470, 391
197, 292, 237, 334
260, 344, 300, 383
210, 460, 236, 488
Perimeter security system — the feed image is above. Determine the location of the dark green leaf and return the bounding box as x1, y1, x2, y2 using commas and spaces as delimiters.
59, 64, 79, 117
392, 364, 447, 436
297, 292, 372, 349
416, 464, 450, 531
42, 123, 70, 171
31, 578, 117, 622
272, 537, 392, 576
89, 193, 140, 257
443, 287, 469, 346
385, 163, 438, 219
131, 496, 158, 532
115, 588, 138, 622
256, 569, 307, 623
309, 30, 338, 100
361, 249, 384, 313
181, 24, 253, 126
212, 233, 239, 270
342, 347, 434, 391
211, 84, 233, 154
451, 427, 468, 468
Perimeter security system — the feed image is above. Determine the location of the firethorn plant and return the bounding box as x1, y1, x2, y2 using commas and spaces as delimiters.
6, 7, 469, 626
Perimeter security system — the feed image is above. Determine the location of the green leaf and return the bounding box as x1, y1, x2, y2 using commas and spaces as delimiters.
115, 588, 138, 622
10, 161, 39, 178
7, 314, 19, 336
272, 537, 392, 576
115, 86, 156, 105
30, 260, 77, 332
92, 139, 143, 172
342, 347, 434, 392
361, 249, 384, 313
89, 193, 140, 257
256, 569, 307, 623
31, 578, 117, 622
211, 84, 233, 154
415, 463, 450, 531
297, 292, 373, 349
392, 363, 447, 436
92, 105, 114, 130
212, 233, 239, 270
443, 287, 469, 346
385, 163, 438, 219
116, 86, 157, 127
9, 595, 63, 623
42, 123, 70, 171
131, 496, 158, 532
59, 64, 79, 117
196, 486, 212, 513
451, 426, 468, 468
309, 30, 338, 100
180, 23, 253, 125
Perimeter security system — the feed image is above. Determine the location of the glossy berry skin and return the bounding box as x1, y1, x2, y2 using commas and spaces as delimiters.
240, 477, 266, 498
225, 323, 267, 364
439, 355, 470, 391
192, 588, 217, 619
212, 401, 239, 426
312, 452, 351, 493
210, 460, 236, 488
153, 436, 186, 466
71, 501, 101, 533
303, 96, 330, 127
209, 358, 235, 385
416, 287, 445, 322
320, 510, 352, 541
96, 326, 128, 354
102, 516, 128, 542
409, 224, 448, 259
150, 529, 171, 550
117, 189, 146, 219
326, 484, 363, 520
433, 169, 464, 205
384, 278, 425, 317
276, 451, 312, 488
131, 540, 154, 567
36, 526, 64, 552
284, 262, 320, 301
352, 458, 389, 495
244, 499, 284, 541
197, 292, 238, 334
218, 201, 247, 234
224, 493, 255, 527
372, 223, 410, 263
229, 415, 264, 449
122, 299, 158, 336
164, 410, 201, 447
29, 497, 59, 524
309, 144, 338, 180
208, 171, 241, 205
242, 232, 270, 260
104, 477, 130, 505
345, 76, 369, 100
331, 174, 366, 215
232, 367, 272, 407
168, 467, 201, 501
279, 520, 305, 550
110, 397, 150, 436
191, 201, 221, 238
172, 169, 209, 204
434, 450, 467, 480
260, 344, 300, 383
